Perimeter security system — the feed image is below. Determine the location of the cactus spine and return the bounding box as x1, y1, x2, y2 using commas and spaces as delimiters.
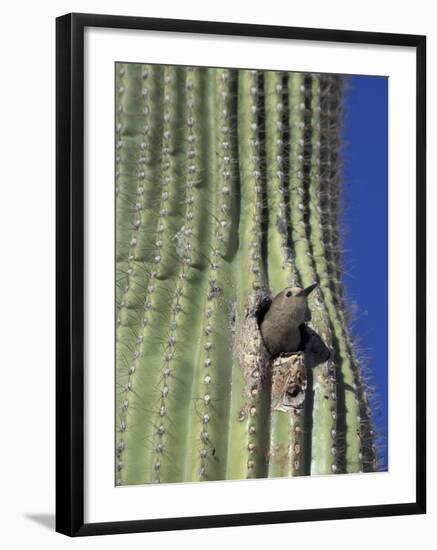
115, 64, 377, 485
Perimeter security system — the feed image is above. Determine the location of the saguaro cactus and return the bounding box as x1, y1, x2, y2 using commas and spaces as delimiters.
115, 63, 376, 485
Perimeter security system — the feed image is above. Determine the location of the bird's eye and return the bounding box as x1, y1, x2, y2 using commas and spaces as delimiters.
286, 291, 292, 297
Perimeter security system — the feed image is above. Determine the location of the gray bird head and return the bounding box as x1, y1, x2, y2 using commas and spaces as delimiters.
269, 283, 318, 326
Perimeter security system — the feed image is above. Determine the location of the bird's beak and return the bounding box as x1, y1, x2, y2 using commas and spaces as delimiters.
303, 283, 318, 296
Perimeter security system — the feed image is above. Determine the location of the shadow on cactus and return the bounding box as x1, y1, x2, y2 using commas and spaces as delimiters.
115, 62, 380, 485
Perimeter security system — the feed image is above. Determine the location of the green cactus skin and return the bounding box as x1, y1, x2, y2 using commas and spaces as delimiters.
264, 71, 303, 477
115, 63, 377, 484
286, 73, 338, 476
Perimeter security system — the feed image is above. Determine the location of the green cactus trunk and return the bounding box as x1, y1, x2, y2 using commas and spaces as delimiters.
115, 63, 377, 485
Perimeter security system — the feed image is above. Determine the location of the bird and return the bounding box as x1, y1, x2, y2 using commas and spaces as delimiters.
260, 284, 318, 358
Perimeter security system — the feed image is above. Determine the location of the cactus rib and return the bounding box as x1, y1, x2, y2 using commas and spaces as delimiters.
263, 71, 303, 477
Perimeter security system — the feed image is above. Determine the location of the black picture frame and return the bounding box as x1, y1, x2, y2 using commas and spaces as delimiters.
56, 12, 426, 537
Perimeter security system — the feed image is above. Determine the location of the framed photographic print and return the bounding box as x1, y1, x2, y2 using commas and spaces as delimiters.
56, 12, 426, 536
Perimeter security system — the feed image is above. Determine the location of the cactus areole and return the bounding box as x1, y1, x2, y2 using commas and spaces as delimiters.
115, 63, 376, 486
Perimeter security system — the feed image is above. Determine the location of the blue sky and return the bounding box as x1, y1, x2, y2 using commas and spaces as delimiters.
341, 75, 388, 471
